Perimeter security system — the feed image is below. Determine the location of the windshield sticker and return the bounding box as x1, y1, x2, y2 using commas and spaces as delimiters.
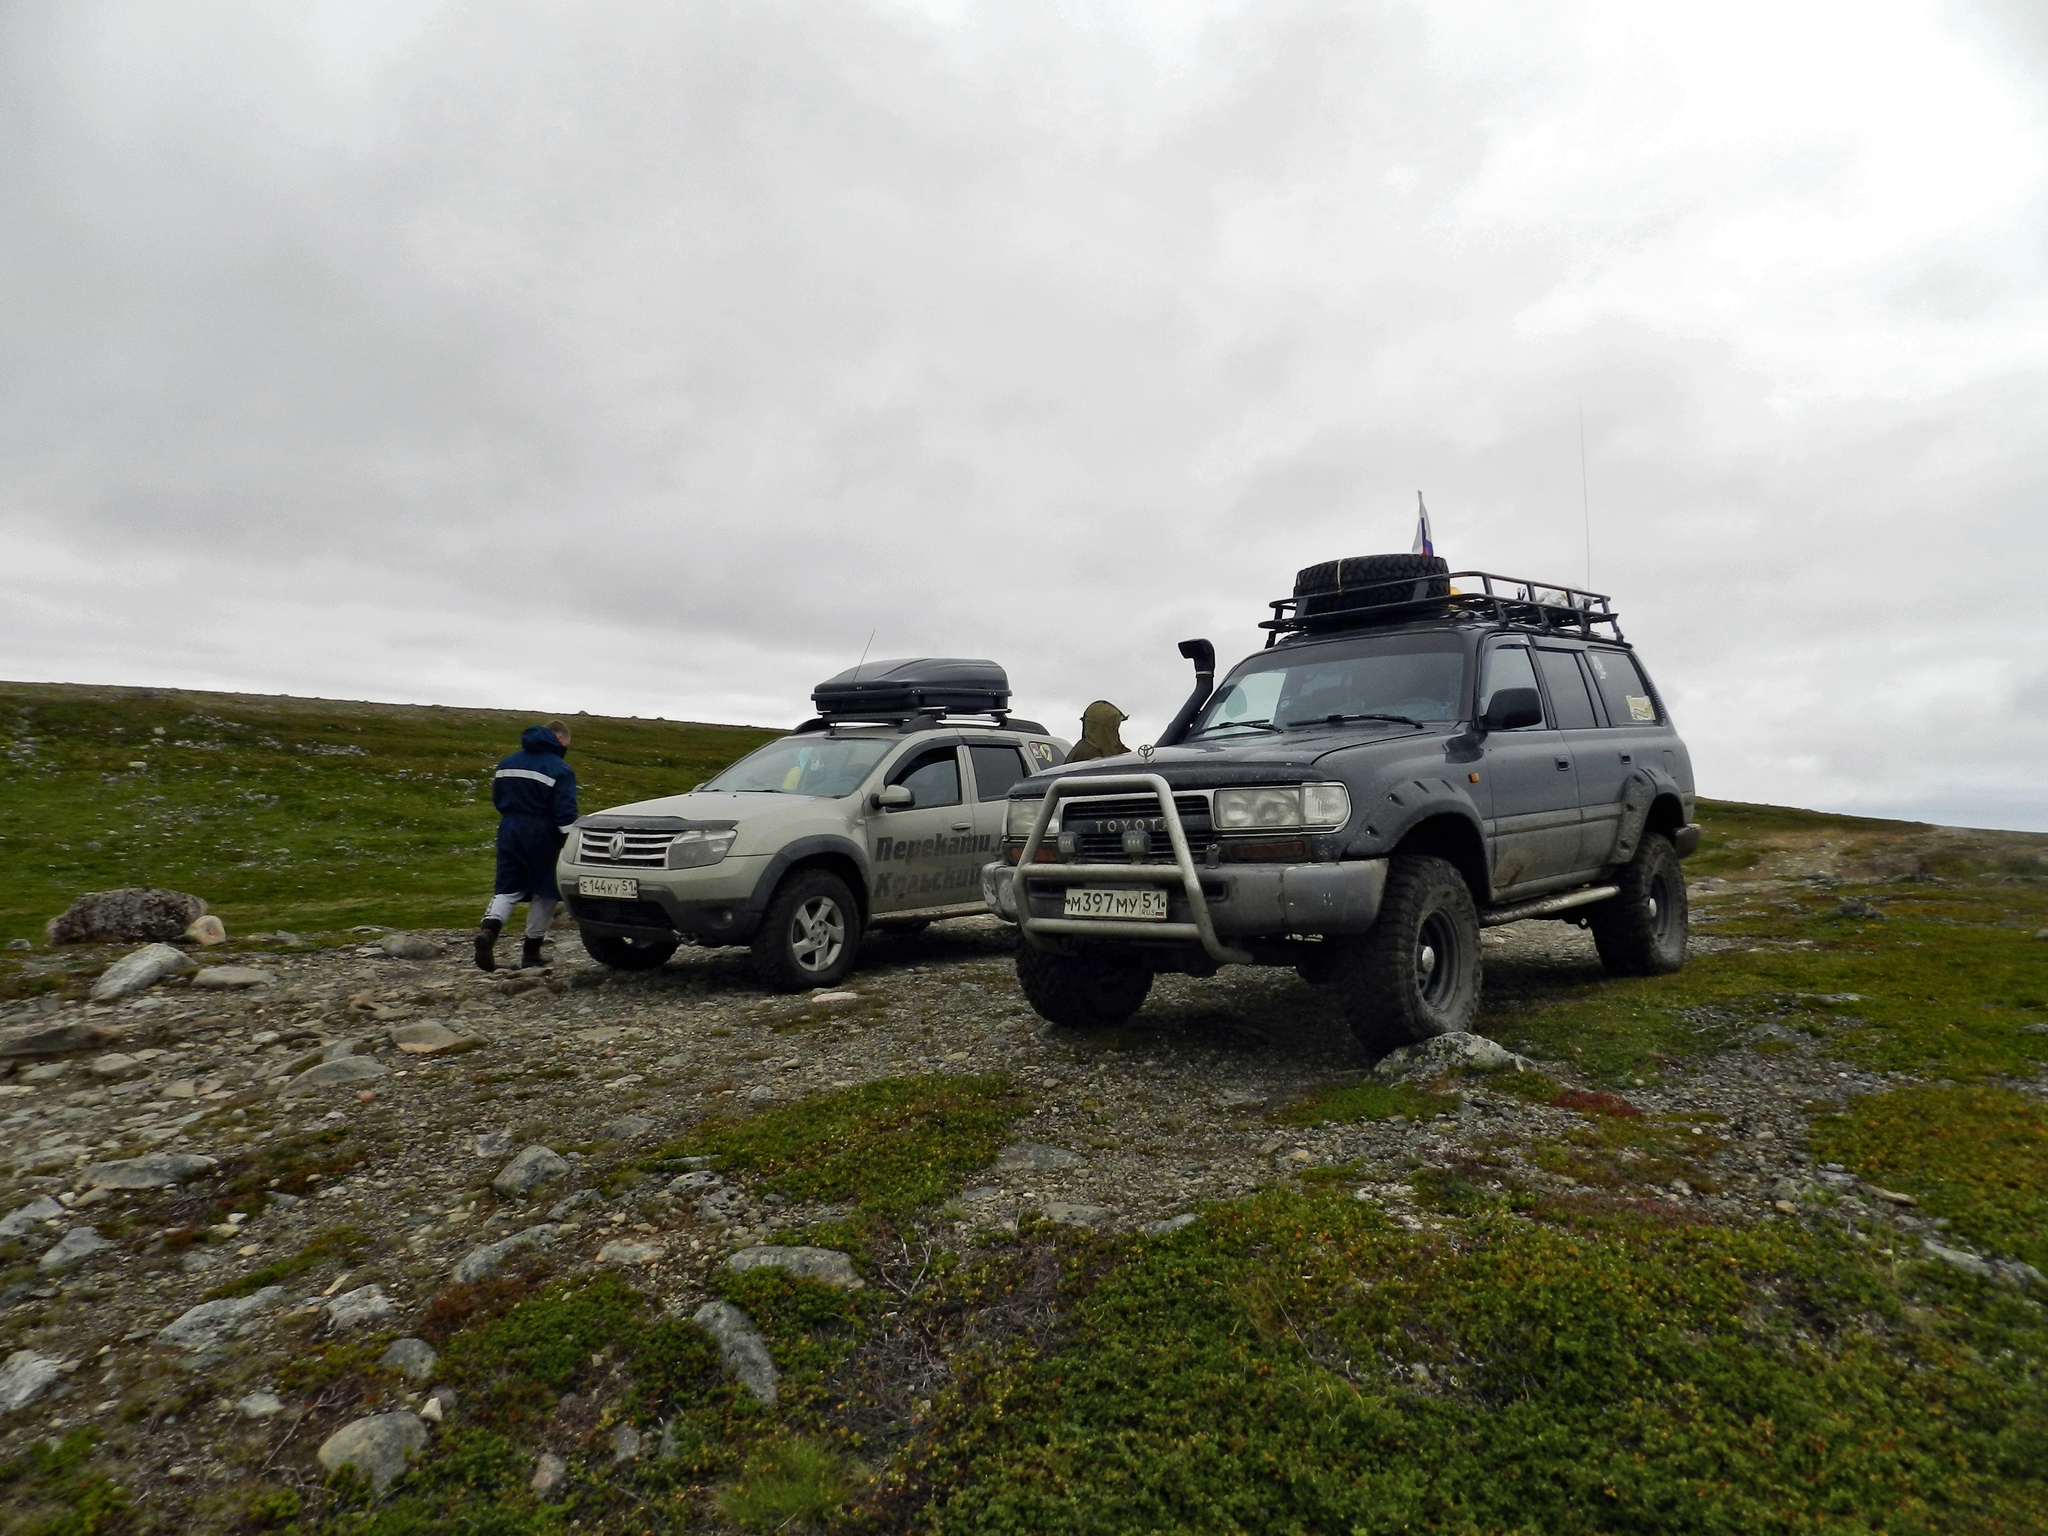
1626, 694, 1656, 722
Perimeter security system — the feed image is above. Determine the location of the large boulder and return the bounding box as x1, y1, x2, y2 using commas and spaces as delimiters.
317, 1412, 429, 1494
90, 944, 199, 1003
47, 889, 208, 945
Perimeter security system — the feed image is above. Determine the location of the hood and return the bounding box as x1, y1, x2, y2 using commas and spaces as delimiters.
521, 725, 566, 756
581, 789, 827, 826
1025, 723, 1452, 789
1078, 700, 1129, 756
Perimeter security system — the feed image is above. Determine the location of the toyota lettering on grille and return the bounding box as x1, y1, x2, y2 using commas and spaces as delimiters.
1078, 816, 1167, 834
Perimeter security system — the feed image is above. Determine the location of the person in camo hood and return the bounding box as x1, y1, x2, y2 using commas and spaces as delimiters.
475, 722, 578, 971
1064, 700, 1130, 763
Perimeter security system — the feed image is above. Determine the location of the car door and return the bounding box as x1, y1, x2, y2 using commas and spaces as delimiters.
1531, 645, 1612, 873
1477, 640, 1584, 893
968, 740, 1032, 851
866, 741, 982, 915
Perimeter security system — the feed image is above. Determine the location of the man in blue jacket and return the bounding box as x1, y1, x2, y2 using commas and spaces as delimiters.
475, 721, 579, 971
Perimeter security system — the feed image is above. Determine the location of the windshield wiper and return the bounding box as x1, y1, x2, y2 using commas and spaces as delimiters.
1287, 712, 1424, 730
1190, 717, 1282, 737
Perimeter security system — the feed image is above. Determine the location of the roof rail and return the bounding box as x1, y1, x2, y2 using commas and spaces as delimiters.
1261, 569, 1623, 647
792, 710, 1049, 735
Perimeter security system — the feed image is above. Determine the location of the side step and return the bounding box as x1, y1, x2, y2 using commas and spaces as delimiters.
1480, 884, 1619, 927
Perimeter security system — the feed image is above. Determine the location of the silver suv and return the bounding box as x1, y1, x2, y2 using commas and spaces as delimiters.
559, 660, 1065, 990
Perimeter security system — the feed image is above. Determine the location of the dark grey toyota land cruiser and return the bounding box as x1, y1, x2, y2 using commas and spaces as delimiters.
980, 553, 1700, 1053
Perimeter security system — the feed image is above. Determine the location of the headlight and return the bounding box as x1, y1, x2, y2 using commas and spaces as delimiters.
1007, 797, 1054, 839
667, 829, 737, 870
1213, 783, 1352, 831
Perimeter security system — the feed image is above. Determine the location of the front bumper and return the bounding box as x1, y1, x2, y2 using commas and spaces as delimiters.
557, 853, 773, 945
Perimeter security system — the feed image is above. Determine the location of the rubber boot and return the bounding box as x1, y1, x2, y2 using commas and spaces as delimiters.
474, 918, 502, 972
519, 937, 547, 970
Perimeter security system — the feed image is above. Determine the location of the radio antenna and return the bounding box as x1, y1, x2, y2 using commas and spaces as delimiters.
1577, 399, 1592, 589
851, 628, 876, 682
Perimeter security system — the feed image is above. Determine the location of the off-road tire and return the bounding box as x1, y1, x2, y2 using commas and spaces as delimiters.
1294, 553, 1450, 623
1332, 854, 1481, 1054
1588, 833, 1687, 976
1295, 943, 1343, 986
580, 930, 678, 971
1015, 942, 1153, 1028
751, 870, 861, 991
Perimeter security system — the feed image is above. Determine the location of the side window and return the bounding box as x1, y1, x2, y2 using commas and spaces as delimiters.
1478, 645, 1546, 729
1584, 649, 1661, 726
1534, 649, 1600, 731
969, 744, 1030, 801
889, 746, 962, 809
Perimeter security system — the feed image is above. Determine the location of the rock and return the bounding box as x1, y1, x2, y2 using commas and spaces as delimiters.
388, 1021, 485, 1055
725, 1245, 861, 1289
668, 1171, 721, 1192
326, 1284, 395, 1329
0, 1020, 121, 1060
452, 1224, 566, 1284
156, 1286, 287, 1351
691, 1300, 779, 1406
600, 1115, 657, 1141
5, 938, 28, 951
193, 966, 273, 991
46, 888, 207, 945
419, 1396, 444, 1424
88, 1052, 143, 1079
317, 1411, 428, 1495
611, 1423, 642, 1463
1040, 1201, 1109, 1228
378, 1338, 437, 1381
1833, 898, 1885, 920
84, 1152, 219, 1190
994, 1142, 1085, 1173
21, 1062, 67, 1083
597, 1241, 664, 1266
548, 1189, 605, 1219
90, 943, 199, 1002
473, 1129, 513, 1157
0, 1351, 63, 1413
746, 1085, 777, 1102
530, 1451, 567, 1497
185, 916, 227, 945
1923, 1240, 1995, 1280
810, 990, 861, 1005
381, 933, 442, 961
281, 1057, 390, 1095
492, 1145, 571, 1197
1373, 1032, 1532, 1079
237, 1392, 285, 1419
38, 1226, 112, 1272
0, 1196, 65, 1238
1143, 1213, 1198, 1236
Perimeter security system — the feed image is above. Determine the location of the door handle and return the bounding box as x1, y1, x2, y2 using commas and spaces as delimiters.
1555, 757, 1571, 770
951, 821, 971, 830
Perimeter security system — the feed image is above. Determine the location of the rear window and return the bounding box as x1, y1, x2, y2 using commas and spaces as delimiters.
1585, 649, 1661, 726
969, 744, 1030, 801
1534, 648, 1600, 730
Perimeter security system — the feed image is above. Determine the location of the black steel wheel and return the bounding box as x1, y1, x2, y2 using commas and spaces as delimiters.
1588, 833, 1687, 977
751, 870, 861, 991
1333, 854, 1481, 1054
1015, 941, 1153, 1028
579, 929, 679, 972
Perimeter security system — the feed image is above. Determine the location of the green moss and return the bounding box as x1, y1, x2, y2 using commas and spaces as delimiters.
880, 1186, 2048, 1534
718, 1435, 865, 1530
204, 1222, 368, 1299
0, 1429, 134, 1536
655, 1074, 1027, 1219
1812, 1084, 2048, 1270
1272, 1079, 1458, 1126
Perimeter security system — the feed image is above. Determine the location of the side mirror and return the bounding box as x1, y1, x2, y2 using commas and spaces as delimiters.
872, 784, 914, 810
1481, 687, 1543, 733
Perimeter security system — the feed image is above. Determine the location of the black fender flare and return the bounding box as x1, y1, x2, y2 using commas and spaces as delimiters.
745, 836, 874, 920
1611, 768, 1659, 864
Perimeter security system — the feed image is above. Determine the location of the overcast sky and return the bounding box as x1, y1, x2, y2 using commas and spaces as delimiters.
5, 0, 2046, 829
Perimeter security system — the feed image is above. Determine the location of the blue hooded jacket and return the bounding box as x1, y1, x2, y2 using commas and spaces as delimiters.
493, 726, 579, 829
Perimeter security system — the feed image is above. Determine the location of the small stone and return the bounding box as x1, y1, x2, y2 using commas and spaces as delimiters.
452, 1224, 565, 1284
994, 1142, 1085, 1173
39, 1226, 112, 1272
1923, 1240, 1995, 1280
21, 1063, 68, 1083
1373, 1032, 1532, 1079
493, 1145, 571, 1197
281, 1057, 390, 1095
317, 1411, 429, 1494
1040, 1201, 1109, 1228
600, 1115, 657, 1142
326, 1284, 395, 1329
1772, 1200, 1799, 1214
192, 966, 274, 991
237, 1392, 285, 1419
597, 1240, 664, 1266
185, 916, 228, 945
746, 1085, 776, 1102
1142, 1213, 1198, 1236
611, 1423, 642, 1462
547, 1189, 605, 1219
90, 1052, 145, 1079
418, 1396, 444, 1423
0, 1351, 63, 1413
668, 1171, 721, 1192
691, 1300, 779, 1405
474, 1128, 513, 1157
89, 942, 199, 1002
4, 938, 28, 951
809, 990, 861, 1005
380, 933, 443, 960
1866, 1186, 1917, 1206
1669, 1179, 1693, 1197
156, 1286, 287, 1351
389, 1021, 485, 1055
725, 1245, 860, 1288
378, 1338, 437, 1381
0, 1196, 64, 1238
530, 1451, 567, 1497
84, 1152, 220, 1190
1832, 898, 1885, 920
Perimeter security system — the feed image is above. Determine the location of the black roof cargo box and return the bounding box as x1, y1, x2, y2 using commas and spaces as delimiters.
811, 657, 1011, 719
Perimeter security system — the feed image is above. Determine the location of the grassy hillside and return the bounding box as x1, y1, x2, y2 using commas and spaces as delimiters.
0, 682, 780, 943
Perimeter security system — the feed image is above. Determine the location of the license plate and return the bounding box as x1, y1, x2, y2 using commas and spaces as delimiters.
1062, 887, 1168, 921
578, 876, 639, 899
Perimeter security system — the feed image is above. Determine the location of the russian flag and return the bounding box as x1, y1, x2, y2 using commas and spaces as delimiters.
1412, 492, 1434, 557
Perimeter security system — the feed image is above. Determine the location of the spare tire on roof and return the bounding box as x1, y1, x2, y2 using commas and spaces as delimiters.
1293, 553, 1449, 624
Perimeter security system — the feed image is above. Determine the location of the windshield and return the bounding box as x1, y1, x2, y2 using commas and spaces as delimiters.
1190, 635, 1468, 737
703, 735, 894, 797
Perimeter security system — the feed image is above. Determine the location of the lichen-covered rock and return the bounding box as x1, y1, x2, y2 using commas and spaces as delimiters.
1372, 1031, 1533, 1080
690, 1300, 779, 1405
317, 1411, 428, 1494
724, 1245, 860, 1289
47, 888, 207, 945
492, 1145, 570, 1197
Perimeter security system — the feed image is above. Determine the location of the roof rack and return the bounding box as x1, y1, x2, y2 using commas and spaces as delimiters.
1261, 569, 1623, 647
792, 710, 1050, 736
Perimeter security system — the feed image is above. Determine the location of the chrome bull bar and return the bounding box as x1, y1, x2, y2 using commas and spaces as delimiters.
1010, 772, 1253, 965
